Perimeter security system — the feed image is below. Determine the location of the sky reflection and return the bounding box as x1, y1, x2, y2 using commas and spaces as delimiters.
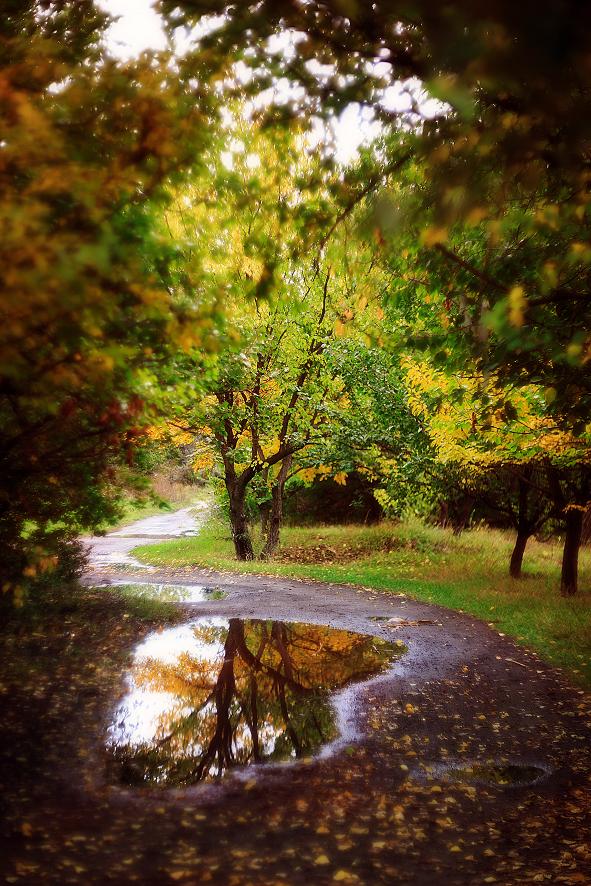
107, 618, 402, 786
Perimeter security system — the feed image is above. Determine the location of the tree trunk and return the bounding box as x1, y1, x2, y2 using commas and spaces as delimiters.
581, 506, 591, 545
451, 495, 474, 534
260, 455, 292, 561
260, 502, 270, 535
509, 530, 530, 578
227, 480, 254, 561
561, 508, 583, 596
510, 471, 532, 578
437, 500, 449, 528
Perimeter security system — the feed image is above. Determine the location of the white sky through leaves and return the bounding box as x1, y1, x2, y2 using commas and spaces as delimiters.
98, 0, 384, 162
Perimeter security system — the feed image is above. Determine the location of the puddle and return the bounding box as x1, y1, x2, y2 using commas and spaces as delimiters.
107, 618, 403, 786
437, 762, 547, 787
101, 583, 228, 603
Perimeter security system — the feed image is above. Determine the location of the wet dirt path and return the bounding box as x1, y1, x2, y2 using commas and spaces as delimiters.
82, 503, 209, 570
1, 510, 591, 884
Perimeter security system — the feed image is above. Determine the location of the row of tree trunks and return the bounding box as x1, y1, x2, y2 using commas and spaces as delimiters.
228, 453, 588, 595
510, 508, 585, 593
508, 468, 586, 593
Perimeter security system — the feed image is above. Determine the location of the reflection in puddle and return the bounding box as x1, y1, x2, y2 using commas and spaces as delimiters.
107, 619, 403, 786
100, 583, 227, 603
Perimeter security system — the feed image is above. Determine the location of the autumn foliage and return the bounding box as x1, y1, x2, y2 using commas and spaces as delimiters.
4, 1, 591, 599
0, 2, 212, 596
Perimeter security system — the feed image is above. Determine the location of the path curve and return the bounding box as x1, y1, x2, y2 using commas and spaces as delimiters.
82, 502, 209, 569
3, 509, 589, 885
78, 509, 591, 884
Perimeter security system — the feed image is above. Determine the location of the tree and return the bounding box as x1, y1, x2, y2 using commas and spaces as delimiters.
289, 340, 436, 522
545, 463, 591, 596
477, 464, 553, 580
400, 352, 591, 590
169, 263, 339, 560
0, 2, 217, 596
366, 140, 591, 433
158, 121, 388, 559
164, 1, 591, 425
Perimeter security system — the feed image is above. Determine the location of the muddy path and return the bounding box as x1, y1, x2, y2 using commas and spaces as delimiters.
82, 502, 209, 570
1, 509, 591, 885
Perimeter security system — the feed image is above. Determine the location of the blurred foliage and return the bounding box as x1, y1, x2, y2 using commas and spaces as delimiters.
5, 0, 591, 598
165, 0, 591, 423
0, 2, 218, 596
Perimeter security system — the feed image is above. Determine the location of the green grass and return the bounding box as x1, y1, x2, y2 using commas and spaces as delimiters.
133, 517, 591, 689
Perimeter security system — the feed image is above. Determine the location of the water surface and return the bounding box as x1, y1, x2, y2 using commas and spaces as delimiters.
103, 582, 227, 602
107, 618, 402, 786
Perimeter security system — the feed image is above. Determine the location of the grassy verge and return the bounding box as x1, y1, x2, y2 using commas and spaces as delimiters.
133, 517, 591, 689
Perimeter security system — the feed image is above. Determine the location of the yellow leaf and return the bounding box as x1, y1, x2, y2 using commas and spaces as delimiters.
315, 855, 330, 865
567, 342, 582, 358
466, 207, 487, 226
420, 226, 448, 247
508, 285, 527, 327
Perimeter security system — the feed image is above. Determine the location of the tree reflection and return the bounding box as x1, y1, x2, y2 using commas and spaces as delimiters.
108, 619, 401, 786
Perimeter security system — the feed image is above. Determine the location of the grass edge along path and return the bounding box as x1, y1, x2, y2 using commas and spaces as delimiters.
132, 518, 591, 690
